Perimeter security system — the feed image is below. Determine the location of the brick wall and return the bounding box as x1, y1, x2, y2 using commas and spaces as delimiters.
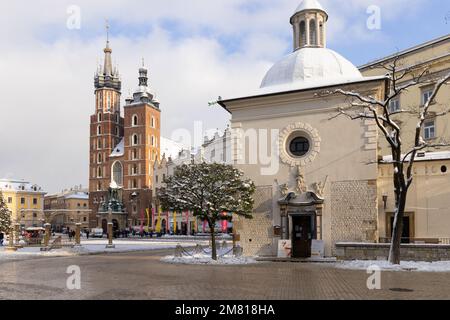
234, 186, 274, 257
330, 180, 378, 251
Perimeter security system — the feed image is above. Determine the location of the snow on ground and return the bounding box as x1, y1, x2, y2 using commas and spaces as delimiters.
161, 247, 258, 265
0, 239, 205, 262
336, 260, 450, 273
161, 254, 258, 265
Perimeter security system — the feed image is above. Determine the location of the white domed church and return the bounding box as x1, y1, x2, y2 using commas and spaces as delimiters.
218, 0, 387, 258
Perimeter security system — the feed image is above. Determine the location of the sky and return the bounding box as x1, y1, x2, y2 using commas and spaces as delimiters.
0, 0, 448, 193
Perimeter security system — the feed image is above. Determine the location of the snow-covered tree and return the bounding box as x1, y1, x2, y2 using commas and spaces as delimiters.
158, 163, 256, 260
323, 57, 450, 265
0, 191, 12, 234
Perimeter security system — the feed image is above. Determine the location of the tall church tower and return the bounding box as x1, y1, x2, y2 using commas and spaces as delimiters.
89, 35, 124, 228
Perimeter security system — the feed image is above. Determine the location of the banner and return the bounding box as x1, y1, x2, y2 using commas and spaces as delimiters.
173, 211, 177, 234
156, 207, 162, 233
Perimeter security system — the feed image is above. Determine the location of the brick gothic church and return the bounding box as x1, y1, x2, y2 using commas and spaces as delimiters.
89, 38, 161, 231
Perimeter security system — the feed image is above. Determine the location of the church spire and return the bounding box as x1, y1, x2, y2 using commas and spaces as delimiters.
103, 20, 113, 76
291, 0, 328, 51
94, 21, 121, 92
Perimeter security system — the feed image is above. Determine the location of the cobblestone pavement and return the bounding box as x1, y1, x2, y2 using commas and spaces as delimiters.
0, 250, 449, 300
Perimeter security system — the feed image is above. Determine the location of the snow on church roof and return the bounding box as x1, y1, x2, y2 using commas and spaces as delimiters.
260, 48, 364, 89
110, 138, 124, 158
294, 0, 326, 15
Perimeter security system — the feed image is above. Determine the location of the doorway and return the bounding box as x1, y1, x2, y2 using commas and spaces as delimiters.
292, 215, 313, 258
389, 215, 412, 244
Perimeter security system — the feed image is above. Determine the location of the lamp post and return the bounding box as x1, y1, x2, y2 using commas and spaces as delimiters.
106, 208, 115, 249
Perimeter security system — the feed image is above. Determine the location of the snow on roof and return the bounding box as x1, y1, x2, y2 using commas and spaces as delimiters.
64, 192, 89, 200
0, 179, 45, 193
381, 151, 450, 163
221, 75, 386, 103
110, 138, 124, 158
160, 137, 190, 160
294, 0, 326, 15
261, 48, 364, 89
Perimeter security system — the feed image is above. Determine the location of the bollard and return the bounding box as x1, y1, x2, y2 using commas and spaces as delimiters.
106, 222, 115, 249
44, 223, 51, 247
75, 223, 81, 246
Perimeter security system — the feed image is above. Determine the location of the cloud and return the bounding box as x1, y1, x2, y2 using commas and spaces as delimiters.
0, 0, 433, 193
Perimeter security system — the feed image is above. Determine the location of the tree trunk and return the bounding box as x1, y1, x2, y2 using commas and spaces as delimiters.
388, 190, 407, 265
210, 224, 217, 261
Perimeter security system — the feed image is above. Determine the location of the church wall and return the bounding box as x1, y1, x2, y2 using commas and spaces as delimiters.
227, 82, 385, 257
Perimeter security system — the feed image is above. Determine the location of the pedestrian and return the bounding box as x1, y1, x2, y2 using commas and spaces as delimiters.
0, 232, 4, 246
86, 229, 90, 239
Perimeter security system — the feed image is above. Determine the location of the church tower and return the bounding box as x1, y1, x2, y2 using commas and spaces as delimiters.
290, 0, 328, 51
89, 33, 125, 228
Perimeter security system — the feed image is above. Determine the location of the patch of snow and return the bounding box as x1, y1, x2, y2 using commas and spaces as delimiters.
110, 138, 125, 157
161, 254, 258, 265
336, 260, 450, 273
382, 151, 450, 163
0, 239, 204, 261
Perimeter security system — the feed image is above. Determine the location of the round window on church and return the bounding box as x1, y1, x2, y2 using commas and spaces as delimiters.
288, 135, 310, 157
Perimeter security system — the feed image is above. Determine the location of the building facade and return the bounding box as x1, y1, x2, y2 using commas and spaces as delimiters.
0, 179, 46, 229
89, 38, 161, 232
360, 35, 450, 243
218, 0, 386, 258
44, 186, 90, 232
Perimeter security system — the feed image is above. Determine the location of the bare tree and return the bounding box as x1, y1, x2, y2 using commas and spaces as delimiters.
322, 56, 450, 264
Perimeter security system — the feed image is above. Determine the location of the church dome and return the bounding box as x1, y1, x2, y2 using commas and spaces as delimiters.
260, 47, 363, 88
293, 0, 326, 16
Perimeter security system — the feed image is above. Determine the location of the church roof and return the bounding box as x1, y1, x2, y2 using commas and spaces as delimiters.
294, 0, 326, 15
261, 47, 364, 88
110, 138, 124, 158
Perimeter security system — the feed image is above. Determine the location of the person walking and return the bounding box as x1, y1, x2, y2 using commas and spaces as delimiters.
0, 232, 4, 246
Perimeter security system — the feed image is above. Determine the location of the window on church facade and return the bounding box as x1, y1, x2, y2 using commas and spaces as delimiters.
98, 113, 102, 122
289, 136, 310, 157
132, 134, 139, 146
132, 115, 138, 127
299, 21, 306, 47
112, 161, 123, 186
97, 125, 102, 135
309, 20, 317, 46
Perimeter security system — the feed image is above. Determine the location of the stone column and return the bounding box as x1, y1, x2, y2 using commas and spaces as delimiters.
14, 223, 22, 248
44, 223, 51, 247
75, 223, 81, 246
316, 14, 320, 46
106, 222, 115, 249
305, 17, 310, 46
6, 227, 17, 252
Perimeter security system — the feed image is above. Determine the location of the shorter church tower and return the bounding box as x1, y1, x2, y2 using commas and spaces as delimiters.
121, 64, 161, 224
290, 0, 328, 51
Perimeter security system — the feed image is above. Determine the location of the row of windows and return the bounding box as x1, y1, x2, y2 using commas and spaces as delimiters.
131, 114, 157, 128
388, 87, 437, 113
298, 19, 324, 47
97, 125, 120, 137
7, 197, 39, 205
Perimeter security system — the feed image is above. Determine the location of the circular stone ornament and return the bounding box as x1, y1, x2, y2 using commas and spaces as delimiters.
279, 122, 321, 167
